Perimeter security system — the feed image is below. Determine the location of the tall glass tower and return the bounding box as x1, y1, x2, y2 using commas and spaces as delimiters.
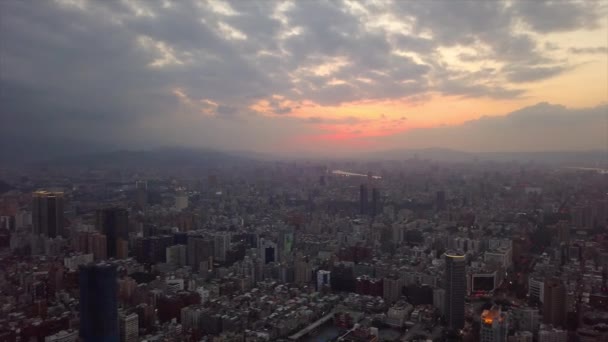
79, 263, 118, 342
444, 253, 466, 331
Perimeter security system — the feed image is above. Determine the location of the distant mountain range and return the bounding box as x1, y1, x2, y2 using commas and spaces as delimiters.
32, 147, 257, 168
1, 139, 605, 167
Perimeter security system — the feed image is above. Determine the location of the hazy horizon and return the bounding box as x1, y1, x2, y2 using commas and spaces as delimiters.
1, 0, 607, 157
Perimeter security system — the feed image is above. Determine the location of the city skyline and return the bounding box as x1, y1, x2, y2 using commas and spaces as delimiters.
1, 0, 607, 157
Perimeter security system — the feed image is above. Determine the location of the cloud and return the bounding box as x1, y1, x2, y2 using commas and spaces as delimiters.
512, 1, 605, 33
382, 103, 608, 152
216, 105, 239, 117
569, 46, 608, 54
0, 0, 605, 155
303, 116, 363, 125
504, 65, 568, 83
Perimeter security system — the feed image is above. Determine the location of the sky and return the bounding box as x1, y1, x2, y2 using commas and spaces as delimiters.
1, 0, 607, 157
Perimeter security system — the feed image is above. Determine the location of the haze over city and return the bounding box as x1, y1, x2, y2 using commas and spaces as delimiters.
1, 0, 607, 158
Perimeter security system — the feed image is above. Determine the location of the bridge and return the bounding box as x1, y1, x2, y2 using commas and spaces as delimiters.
288, 311, 335, 341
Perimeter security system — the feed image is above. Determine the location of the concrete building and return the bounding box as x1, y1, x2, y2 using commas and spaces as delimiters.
317, 270, 331, 291
175, 190, 188, 211
538, 325, 567, 342
480, 306, 508, 342
383, 276, 404, 303
119, 312, 139, 342
510, 331, 533, 342
32, 190, 64, 238
295, 260, 312, 284
135, 180, 147, 210
96, 207, 129, 259
543, 278, 566, 328
259, 238, 278, 264
214, 233, 231, 263
44, 330, 78, 342
64, 253, 93, 271
512, 307, 540, 334
528, 277, 544, 303
166, 244, 187, 267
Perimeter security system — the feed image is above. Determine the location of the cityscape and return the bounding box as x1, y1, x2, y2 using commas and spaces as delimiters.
1, 0, 607, 341
0, 155, 607, 341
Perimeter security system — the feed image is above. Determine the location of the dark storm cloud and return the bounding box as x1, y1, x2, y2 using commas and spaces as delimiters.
512, 1, 604, 33
0, 1, 177, 142
0, 0, 605, 152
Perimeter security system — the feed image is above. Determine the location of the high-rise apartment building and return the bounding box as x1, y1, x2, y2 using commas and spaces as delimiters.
480, 306, 509, 342
79, 263, 118, 342
360, 184, 368, 215
119, 312, 139, 342
543, 278, 566, 327
538, 324, 567, 342
260, 238, 277, 264
383, 275, 404, 303
317, 270, 331, 291
371, 188, 380, 217
96, 208, 129, 259
174, 189, 188, 211
213, 233, 231, 263
436, 190, 446, 211
444, 253, 466, 331
135, 181, 147, 210
295, 259, 312, 284
166, 244, 187, 267
32, 190, 64, 238
187, 235, 214, 271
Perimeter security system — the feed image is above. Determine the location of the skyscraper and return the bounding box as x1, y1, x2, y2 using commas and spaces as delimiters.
436, 190, 446, 211
32, 190, 64, 238
260, 238, 277, 264
317, 270, 331, 291
187, 235, 214, 271
371, 188, 380, 217
174, 188, 188, 211
135, 181, 147, 210
480, 306, 509, 342
119, 312, 139, 342
213, 233, 231, 263
359, 184, 368, 215
543, 277, 566, 327
79, 263, 118, 342
96, 208, 129, 259
444, 252, 466, 331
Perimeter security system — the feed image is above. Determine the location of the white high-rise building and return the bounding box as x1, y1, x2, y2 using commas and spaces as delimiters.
175, 189, 188, 210
317, 270, 331, 291
119, 312, 139, 342
528, 277, 544, 303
